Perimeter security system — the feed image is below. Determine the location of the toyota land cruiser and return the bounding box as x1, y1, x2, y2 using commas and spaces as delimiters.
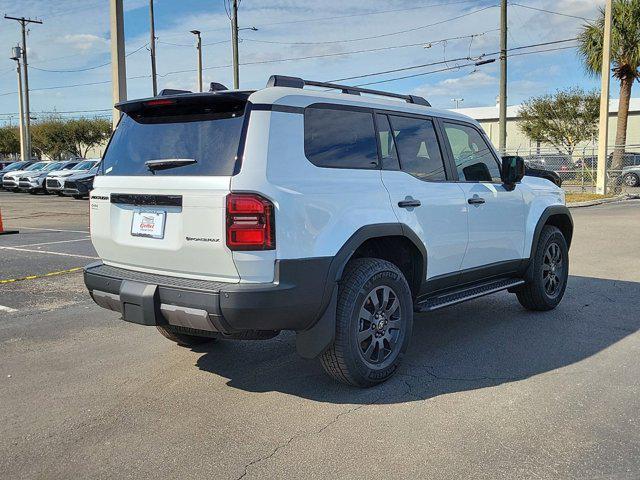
84, 75, 573, 387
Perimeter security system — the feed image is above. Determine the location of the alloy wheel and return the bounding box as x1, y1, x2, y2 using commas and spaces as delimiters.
356, 285, 402, 366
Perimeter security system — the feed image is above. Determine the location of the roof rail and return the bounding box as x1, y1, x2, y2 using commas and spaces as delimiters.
266, 75, 431, 107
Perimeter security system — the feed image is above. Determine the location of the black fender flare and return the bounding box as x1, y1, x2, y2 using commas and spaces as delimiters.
523, 205, 573, 280
295, 223, 426, 359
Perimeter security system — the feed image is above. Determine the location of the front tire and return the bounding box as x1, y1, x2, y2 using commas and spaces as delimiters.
156, 325, 217, 347
516, 225, 568, 311
320, 258, 413, 387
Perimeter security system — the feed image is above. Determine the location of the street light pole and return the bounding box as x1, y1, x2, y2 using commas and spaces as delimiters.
596, 0, 613, 195
190, 30, 203, 92
498, 0, 507, 153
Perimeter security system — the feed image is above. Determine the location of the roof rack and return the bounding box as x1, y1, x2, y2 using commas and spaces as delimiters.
266, 75, 431, 107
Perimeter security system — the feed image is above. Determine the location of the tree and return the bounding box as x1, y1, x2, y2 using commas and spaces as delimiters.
518, 87, 600, 156
0, 126, 20, 156
66, 118, 112, 158
578, 0, 640, 170
31, 116, 74, 160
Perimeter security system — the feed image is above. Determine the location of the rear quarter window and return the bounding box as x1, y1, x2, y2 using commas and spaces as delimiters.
304, 106, 378, 169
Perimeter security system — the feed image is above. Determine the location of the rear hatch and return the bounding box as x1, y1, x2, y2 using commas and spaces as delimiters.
91, 93, 248, 282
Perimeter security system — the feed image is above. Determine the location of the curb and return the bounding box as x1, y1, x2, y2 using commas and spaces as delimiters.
567, 194, 640, 208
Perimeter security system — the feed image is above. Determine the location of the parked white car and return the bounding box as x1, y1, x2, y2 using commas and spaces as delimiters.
2, 161, 50, 191
18, 160, 80, 194
46, 159, 100, 195
84, 75, 573, 387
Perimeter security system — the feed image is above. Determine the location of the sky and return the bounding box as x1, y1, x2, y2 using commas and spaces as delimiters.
0, 0, 606, 125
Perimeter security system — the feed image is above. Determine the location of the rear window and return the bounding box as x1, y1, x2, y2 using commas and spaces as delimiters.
304, 106, 378, 169
101, 100, 246, 176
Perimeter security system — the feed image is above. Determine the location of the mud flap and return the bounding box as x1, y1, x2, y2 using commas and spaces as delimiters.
295, 287, 337, 359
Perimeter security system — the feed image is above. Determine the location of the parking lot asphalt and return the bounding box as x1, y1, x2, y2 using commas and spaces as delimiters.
1, 190, 640, 479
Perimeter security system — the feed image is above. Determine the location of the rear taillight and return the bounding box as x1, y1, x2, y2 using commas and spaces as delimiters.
226, 193, 275, 251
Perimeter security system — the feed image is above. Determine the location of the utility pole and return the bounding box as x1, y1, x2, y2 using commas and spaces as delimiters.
596, 0, 613, 195
110, 0, 127, 130
191, 30, 203, 92
231, 0, 239, 89
5, 15, 42, 160
498, 0, 507, 153
451, 98, 464, 109
149, 0, 157, 96
10, 46, 27, 162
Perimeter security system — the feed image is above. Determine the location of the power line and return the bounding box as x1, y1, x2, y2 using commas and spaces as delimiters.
508, 3, 595, 22
329, 37, 577, 83
239, 5, 498, 45
351, 43, 580, 88
153, 30, 498, 77
30, 43, 148, 73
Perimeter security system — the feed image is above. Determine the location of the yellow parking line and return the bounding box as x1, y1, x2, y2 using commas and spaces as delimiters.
0, 267, 83, 284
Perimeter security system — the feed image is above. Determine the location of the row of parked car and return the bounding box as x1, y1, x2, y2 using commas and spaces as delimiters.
0, 159, 99, 199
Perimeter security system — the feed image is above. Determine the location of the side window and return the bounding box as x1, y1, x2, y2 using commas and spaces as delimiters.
375, 114, 400, 170
388, 115, 446, 181
443, 122, 502, 182
304, 106, 378, 169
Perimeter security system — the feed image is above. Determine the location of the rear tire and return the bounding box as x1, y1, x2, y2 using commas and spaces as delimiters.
516, 225, 568, 311
623, 173, 639, 187
320, 258, 413, 387
72, 194, 83, 199
156, 325, 217, 347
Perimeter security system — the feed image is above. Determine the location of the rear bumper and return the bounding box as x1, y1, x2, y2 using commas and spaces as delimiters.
84, 259, 333, 335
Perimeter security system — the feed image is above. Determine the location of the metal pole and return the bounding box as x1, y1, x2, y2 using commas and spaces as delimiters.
110, 0, 127, 130
20, 22, 32, 159
498, 0, 507, 153
596, 0, 613, 195
149, 0, 157, 96
15, 58, 27, 162
231, 0, 239, 89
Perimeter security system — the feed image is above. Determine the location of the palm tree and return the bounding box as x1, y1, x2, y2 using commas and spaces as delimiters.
578, 0, 640, 172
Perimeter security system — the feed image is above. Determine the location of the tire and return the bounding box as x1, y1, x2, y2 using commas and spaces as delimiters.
623, 173, 639, 187
56, 192, 64, 196
516, 225, 569, 311
320, 258, 413, 387
156, 325, 217, 347
72, 194, 83, 200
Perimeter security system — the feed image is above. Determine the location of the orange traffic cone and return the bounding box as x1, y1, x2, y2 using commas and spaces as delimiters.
0, 208, 18, 235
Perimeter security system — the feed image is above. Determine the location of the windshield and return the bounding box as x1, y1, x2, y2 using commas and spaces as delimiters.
74, 160, 96, 170
43, 163, 63, 172
102, 100, 246, 176
2, 162, 26, 172
25, 162, 47, 171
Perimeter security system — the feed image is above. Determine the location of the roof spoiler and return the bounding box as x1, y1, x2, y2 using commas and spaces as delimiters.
266, 75, 431, 107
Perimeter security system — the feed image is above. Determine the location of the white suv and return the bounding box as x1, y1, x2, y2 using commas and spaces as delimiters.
84, 76, 573, 387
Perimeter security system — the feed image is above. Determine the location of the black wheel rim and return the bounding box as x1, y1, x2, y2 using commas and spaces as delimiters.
356, 285, 402, 367
542, 242, 564, 297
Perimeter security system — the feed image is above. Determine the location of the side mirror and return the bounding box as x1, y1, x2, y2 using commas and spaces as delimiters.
501, 155, 525, 188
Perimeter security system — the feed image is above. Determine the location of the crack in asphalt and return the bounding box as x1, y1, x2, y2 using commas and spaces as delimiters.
233, 381, 415, 480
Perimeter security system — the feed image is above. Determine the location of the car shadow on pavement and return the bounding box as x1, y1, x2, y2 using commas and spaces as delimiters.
194, 275, 640, 404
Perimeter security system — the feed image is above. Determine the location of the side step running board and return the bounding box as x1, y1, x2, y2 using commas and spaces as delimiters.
415, 278, 525, 312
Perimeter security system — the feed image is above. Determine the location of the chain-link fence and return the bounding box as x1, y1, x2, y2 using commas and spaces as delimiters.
502, 144, 640, 193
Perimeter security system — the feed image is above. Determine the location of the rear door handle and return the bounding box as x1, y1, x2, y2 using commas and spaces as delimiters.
467, 196, 486, 205
398, 199, 421, 208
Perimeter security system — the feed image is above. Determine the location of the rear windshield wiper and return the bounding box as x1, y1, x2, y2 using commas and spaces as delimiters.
145, 158, 197, 172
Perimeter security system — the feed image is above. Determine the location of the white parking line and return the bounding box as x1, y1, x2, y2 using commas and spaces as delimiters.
12, 226, 90, 234
12, 238, 91, 248
0, 305, 17, 313
0, 246, 98, 260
